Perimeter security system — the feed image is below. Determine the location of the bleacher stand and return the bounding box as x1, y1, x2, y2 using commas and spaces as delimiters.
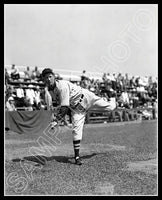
5, 64, 157, 124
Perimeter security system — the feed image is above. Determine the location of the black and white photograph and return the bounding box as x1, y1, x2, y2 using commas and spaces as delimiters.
4, 4, 158, 196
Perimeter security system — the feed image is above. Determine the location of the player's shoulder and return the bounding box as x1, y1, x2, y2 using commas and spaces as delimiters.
56, 79, 71, 89
56, 79, 69, 85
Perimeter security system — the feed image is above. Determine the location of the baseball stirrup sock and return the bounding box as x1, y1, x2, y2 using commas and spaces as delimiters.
73, 140, 80, 158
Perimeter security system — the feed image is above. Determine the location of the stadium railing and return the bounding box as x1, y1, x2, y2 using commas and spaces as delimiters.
86, 107, 154, 124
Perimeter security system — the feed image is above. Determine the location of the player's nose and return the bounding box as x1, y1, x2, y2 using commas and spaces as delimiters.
47, 77, 51, 81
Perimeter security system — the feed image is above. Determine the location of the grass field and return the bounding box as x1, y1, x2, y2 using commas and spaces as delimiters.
5, 120, 158, 196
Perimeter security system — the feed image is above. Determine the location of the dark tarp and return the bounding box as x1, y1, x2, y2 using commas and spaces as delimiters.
5, 110, 52, 134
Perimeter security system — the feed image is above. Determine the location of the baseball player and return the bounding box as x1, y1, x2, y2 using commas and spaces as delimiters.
42, 68, 116, 165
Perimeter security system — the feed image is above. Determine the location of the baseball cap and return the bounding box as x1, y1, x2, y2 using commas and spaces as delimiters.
41, 68, 54, 78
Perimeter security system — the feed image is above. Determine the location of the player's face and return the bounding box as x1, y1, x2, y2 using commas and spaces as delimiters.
44, 73, 55, 87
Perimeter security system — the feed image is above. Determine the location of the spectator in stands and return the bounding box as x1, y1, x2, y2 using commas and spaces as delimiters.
34, 85, 41, 109
137, 88, 149, 107
116, 73, 123, 91
89, 79, 96, 93
109, 91, 116, 106
16, 84, 24, 98
5, 85, 16, 102
39, 99, 46, 110
130, 76, 136, 88
108, 91, 123, 122
11, 64, 20, 80
24, 66, 33, 80
25, 85, 35, 109
106, 73, 113, 89
15, 84, 25, 107
120, 89, 130, 108
148, 76, 153, 86
81, 70, 88, 81
5, 68, 10, 85
102, 74, 112, 97
122, 73, 130, 91
146, 101, 153, 109
138, 76, 144, 87
136, 84, 145, 93
131, 90, 139, 108
121, 76, 126, 91
143, 76, 149, 87
102, 73, 107, 82
147, 84, 154, 98
141, 109, 152, 120
151, 83, 157, 99
93, 80, 100, 96
80, 70, 90, 89
111, 74, 117, 91
32, 66, 41, 81
135, 76, 141, 87
23, 95, 33, 111
5, 96, 17, 111
129, 99, 134, 109
143, 91, 151, 103
106, 73, 112, 82
152, 99, 158, 119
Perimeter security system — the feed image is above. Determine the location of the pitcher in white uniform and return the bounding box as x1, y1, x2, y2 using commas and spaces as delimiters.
42, 68, 116, 165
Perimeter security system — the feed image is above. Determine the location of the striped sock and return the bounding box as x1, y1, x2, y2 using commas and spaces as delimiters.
73, 140, 80, 158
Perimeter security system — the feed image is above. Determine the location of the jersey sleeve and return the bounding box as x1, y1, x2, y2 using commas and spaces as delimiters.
58, 81, 70, 106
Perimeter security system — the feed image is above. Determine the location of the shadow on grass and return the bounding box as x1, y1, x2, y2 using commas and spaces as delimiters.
12, 153, 98, 165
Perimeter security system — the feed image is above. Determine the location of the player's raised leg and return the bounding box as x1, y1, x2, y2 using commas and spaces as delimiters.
91, 95, 116, 111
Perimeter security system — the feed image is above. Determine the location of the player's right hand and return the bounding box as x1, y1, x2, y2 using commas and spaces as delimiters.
50, 121, 58, 129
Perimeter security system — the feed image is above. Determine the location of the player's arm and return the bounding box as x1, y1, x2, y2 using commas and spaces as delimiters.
55, 82, 70, 121
51, 106, 69, 128
55, 106, 69, 121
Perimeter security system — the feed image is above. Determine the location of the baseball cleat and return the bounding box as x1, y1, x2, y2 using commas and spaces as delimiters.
75, 157, 82, 165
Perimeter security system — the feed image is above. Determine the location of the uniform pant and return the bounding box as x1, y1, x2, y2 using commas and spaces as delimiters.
71, 90, 116, 141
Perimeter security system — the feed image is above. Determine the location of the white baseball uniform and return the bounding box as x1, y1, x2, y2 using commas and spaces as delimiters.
48, 80, 116, 141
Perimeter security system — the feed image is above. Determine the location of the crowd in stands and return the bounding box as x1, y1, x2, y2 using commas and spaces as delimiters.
81, 70, 156, 99
5, 65, 45, 111
5, 83, 44, 111
80, 70, 157, 120
5, 65, 158, 121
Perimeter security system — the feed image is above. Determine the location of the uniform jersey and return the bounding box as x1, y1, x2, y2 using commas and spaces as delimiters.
48, 80, 83, 108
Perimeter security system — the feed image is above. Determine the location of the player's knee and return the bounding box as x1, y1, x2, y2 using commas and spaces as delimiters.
72, 130, 82, 141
